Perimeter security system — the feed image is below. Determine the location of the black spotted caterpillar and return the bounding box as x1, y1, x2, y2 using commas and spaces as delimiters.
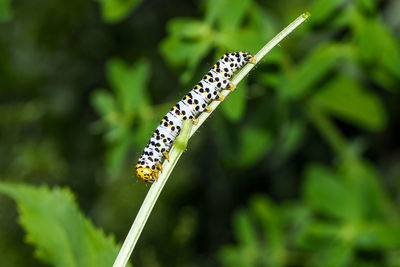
136, 52, 256, 183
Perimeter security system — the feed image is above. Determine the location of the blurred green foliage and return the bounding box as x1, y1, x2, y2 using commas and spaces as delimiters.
0, 183, 127, 267
221, 158, 400, 266
0, 0, 12, 21
96, 0, 143, 23
1, 0, 400, 266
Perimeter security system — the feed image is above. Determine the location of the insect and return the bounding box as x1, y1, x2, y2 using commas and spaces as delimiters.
136, 52, 256, 183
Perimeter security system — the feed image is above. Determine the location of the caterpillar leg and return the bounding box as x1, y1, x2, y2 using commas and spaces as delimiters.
250, 56, 257, 64
163, 151, 170, 161
227, 81, 236, 91
205, 106, 212, 113
156, 162, 163, 172
152, 170, 159, 182
217, 92, 225, 101
193, 118, 199, 125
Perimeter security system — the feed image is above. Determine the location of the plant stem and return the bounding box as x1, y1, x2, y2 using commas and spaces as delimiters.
307, 103, 348, 157
113, 12, 310, 267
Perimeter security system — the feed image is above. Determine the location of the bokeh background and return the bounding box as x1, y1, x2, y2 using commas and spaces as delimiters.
1, 0, 400, 266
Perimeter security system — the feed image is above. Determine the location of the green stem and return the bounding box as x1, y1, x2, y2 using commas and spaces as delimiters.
113, 12, 310, 267
308, 104, 348, 157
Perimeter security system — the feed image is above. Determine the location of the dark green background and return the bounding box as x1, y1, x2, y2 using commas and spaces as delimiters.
1, 0, 400, 266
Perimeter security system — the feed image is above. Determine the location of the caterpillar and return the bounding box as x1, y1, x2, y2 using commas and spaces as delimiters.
136, 52, 256, 183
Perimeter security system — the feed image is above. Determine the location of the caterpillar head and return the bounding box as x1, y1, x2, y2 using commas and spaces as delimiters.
136, 164, 158, 183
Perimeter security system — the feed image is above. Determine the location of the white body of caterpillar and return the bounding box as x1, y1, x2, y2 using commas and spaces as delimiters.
136, 52, 255, 183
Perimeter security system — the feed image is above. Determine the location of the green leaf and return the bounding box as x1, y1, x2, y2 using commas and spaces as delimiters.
356, 0, 377, 13
233, 210, 258, 247
238, 126, 272, 167
221, 83, 247, 122
281, 44, 352, 99
310, 77, 386, 131
106, 58, 151, 114
91, 89, 116, 117
353, 13, 400, 80
217, 8, 275, 54
220, 28, 269, 54
309, 0, 346, 24
0, 183, 127, 267
251, 196, 285, 265
167, 19, 212, 40
339, 159, 397, 221
278, 120, 305, 157
356, 222, 400, 249
106, 136, 132, 179
215, 0, 251, 33
0, 0, 12, 21
303, 164, 358, 220
160, 18, 213, 82
97, 0, 142, 23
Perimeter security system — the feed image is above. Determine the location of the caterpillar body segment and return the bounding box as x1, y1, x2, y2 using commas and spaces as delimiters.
136, 52, 255, 183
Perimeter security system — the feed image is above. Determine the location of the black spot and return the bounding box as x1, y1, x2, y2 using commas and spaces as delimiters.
205, 88, 210, 92
207, 93, 212, 98
189, 116, 193, 119
183, 116, 187, 120
188, 99, 193, 104
163, 122, 168, 127
230, 63, 234, 67
156, 136, 161, 140
177, 126, 181, 130
202, 104, 206, 108
199, 88, 204, 93
151, 165, 155, 169
169, 121, 173, 125
217, 82, 221, 87
171, 126, 175, 131
195, 106, 200, 111
182, 110, 186, 115
209, 78, 213, 82
194, 99, 199, 104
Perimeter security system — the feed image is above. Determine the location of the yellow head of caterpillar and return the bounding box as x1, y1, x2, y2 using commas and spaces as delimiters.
136, 164, 158, 183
